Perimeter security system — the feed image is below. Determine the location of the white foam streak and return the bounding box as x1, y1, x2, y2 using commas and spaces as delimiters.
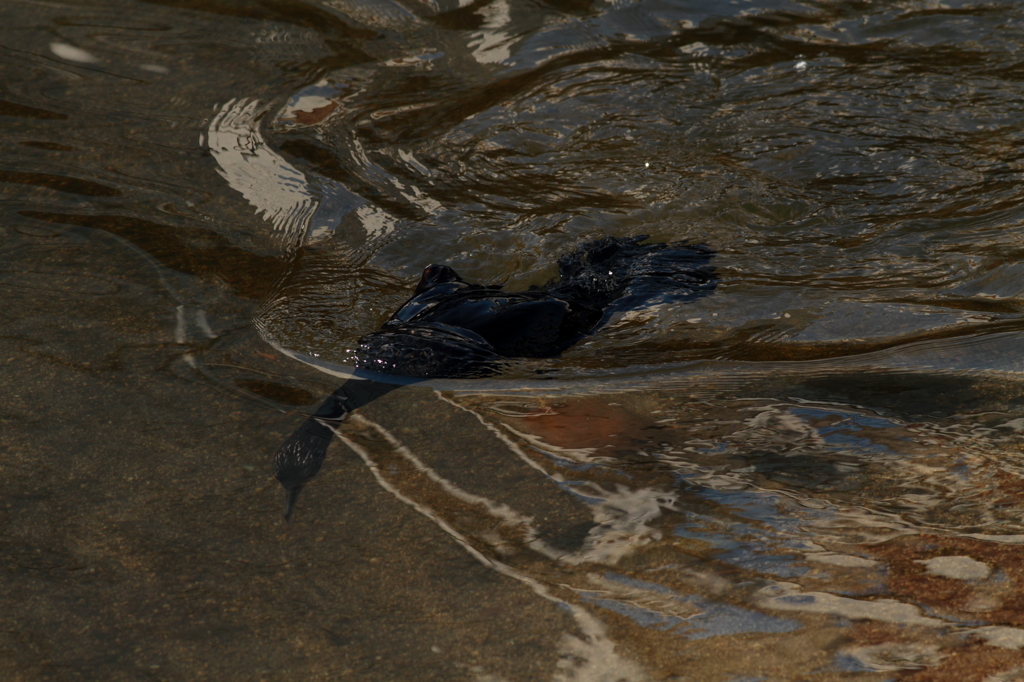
50, 42, 99, 64
338, 430, 651, 681
433, 394, 673, 567
968, 626, 1024, 650
756, 582, 943, 626
501, 423, 603, 463
436, 394, 562, 479
350, 414, 542, 535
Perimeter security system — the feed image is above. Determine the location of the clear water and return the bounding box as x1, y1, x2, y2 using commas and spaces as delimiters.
4, 0, 1024, 679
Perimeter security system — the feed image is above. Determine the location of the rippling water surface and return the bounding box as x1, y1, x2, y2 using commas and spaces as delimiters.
4, 0, 1024, 679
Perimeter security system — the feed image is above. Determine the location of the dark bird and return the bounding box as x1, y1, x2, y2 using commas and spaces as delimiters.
272, 235, 716, 519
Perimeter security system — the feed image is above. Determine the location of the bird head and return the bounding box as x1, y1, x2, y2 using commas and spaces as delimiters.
414, 264, 463, 294
272, 419, 334, 521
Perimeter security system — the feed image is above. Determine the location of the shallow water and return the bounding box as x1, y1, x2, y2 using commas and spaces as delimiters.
4, 0, 1024, 679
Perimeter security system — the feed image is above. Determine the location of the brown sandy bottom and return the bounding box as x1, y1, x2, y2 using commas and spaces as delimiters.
4, 224, 1024, 681
337, 380, 1024, 681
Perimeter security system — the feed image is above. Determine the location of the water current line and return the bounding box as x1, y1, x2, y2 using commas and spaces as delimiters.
338, 422, 653, 681
339, 411, 651, 675
434, 392, 563, 480
348, 413, 568, 560
342, 413, 1024, 657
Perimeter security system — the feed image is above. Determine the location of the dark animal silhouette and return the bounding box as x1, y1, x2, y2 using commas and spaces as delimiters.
272, 235, 716, 519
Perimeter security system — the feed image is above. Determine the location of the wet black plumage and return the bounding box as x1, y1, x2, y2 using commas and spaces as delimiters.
272, 235, 716, 519
352, 235, 716, 378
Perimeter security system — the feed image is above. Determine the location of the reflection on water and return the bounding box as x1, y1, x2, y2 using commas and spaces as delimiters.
342, 377, 1024, 676
235, 0, 1024, 375
4, 0, 1024, 678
